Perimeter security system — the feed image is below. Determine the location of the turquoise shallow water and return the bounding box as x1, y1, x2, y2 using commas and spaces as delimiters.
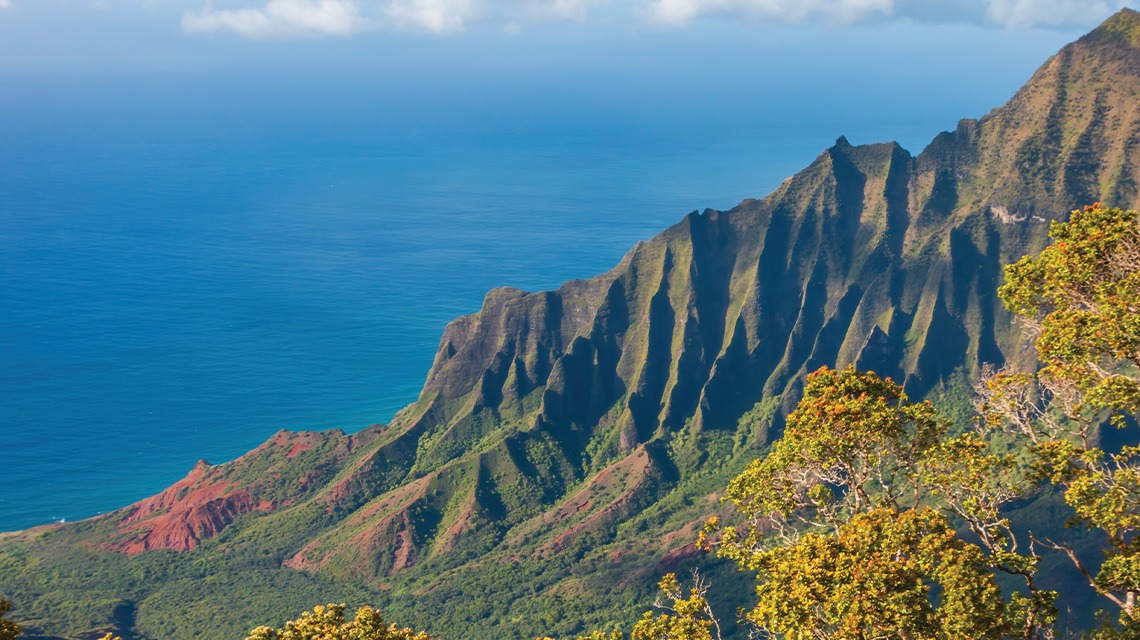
0, 31, 1071, 531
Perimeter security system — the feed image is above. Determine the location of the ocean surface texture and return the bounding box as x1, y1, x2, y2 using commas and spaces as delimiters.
0, 28, 1076, 530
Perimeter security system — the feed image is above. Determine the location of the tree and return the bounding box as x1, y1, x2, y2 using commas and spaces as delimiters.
559, 573, 720, 640
983, 203, 1140, 627
746, 507, 1006, 640
629, 573, 720, 640
0, 600, 20, 640
246, 604, 436, 640
717, 366, 942, 540
703, 365, 1051, 640
571, 206, 1140, 639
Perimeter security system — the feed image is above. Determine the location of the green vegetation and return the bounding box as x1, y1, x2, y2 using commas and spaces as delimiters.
566, 204, 1140, 640
588, 366, 1052, 639
987, 203, 1140, 629
247, 203, 1140, 640
711, 366, 1044, 638
0, 600, 20, 640
4, 10, 1140, 639
738, 508, 1008, 639
246, 604, 435, 640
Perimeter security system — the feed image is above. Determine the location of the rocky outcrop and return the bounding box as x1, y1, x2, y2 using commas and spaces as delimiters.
97, 428, 362, 554
105, 460, 266, 554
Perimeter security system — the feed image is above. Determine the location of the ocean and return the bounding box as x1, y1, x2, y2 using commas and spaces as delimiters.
0, 25, 1077, 531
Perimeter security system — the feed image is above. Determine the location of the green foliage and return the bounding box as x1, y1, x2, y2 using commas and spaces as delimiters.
987, 204, 1140, 622
1082, 612, 1140, 640
0, 599, 21, 640
998, 204, 1140, 422
246, 604, 435, 640
0, 535, 380, 640
704, 366, 1054, 639
628, 573, 719, 640
749, 508, 1007, 640
581, 361, 1069, 640
575, 631, 625, 640
722, 366, 941, 532
573, 573, 721, 640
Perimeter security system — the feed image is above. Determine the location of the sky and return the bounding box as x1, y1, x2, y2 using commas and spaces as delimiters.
0, 0, 1135, 72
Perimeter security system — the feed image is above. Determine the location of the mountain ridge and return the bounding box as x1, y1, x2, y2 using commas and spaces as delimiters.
3, 10, 1140, 639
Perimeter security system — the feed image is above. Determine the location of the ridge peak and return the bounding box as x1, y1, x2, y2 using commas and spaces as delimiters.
1085, 7, 1140, 47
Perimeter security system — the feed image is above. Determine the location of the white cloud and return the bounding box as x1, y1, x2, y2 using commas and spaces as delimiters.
383, 0, 481, 32
984, 0, 1124, 27
643, 0, 893, 26
182, 0, 367, 39
0, 0, 11, 9
176, 0, 1134, 40
641, 0, 1128, 28
516, 0, 605, 21
183, 0, 482, 37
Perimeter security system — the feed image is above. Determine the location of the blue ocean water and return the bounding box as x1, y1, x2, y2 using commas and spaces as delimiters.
0, 27, 1076, 531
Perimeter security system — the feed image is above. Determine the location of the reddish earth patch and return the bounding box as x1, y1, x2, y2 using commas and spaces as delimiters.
286, 441, 314, 457
103, 461, 272, 555
265, 430, 324, 458
659, 519, 702, 549
283, 545, 320, 572
286, 510, 419, 578
387, 521, 416, 576
431, 494, 478, 556
285, 477, 434, 576
537, 447, 655, 555
343, 475, 433, 526
328, 455, 375, 506
655, 542, 700, 573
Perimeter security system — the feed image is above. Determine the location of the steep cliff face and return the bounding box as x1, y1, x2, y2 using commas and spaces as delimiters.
203, 9, 1140, 588
965, 12, 1140, 216
4, 11, 1139, 640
